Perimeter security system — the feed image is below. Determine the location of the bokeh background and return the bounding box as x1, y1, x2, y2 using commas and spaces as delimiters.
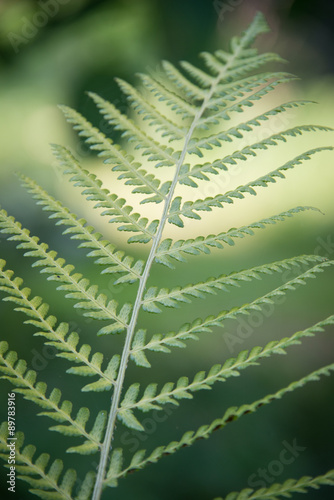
0, 1, 333, 499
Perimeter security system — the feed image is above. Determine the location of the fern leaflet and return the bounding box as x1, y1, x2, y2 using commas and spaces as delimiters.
106, 362, 334, 485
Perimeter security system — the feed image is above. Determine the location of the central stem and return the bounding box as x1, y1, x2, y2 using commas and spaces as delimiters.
92, 45, 243, 500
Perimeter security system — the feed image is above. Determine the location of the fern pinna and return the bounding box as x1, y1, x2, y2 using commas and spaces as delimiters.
0, 12, 333, 500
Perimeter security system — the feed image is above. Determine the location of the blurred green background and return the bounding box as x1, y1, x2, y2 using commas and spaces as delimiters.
0, 1, 333, 499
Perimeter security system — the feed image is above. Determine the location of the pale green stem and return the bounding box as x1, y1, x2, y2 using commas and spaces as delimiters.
92, 44, 244, 500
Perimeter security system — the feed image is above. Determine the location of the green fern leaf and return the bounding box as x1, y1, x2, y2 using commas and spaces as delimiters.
182, 124, 332, 184
115, 77, 186, 140
136, 72, 198, 118
194, 74, 298, 134
205, 50, 287, 76
156, 206, 320, 267
106, 363, 334, 485
179, 100, 316, 186
18, 174, 144, 282
87, 92, 180, 167
51, 144, 159, 243
0, 423, 94, 500
131, 257, 331, 363
161, 60, 206, 99
143, 255, 329, 312
0, 265, 117, 387
170, 148, 332, 226
127, 315, 334, 413
0, 212, 130, 333
0, 343, 105, 452
214, 470, 334, 500
59, 105, 171, 205
117, 409, 144, 432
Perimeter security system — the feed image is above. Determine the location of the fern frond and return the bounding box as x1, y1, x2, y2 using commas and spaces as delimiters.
106, 363, 334, 485
177, 11, 270, 88
193, 72, 294, 135
131, 257, 331, 366
88, 92, 180, 167
188, 105, 321, 162
59, 105, 171, 204
185, 124, 332, 176
204, 50, 287, 79
1, 12, 332, 500
0, 211, 130, 334
173, 7, 277, 95
156, 206, 320, 268
195, 74, 297, 132
207, 72, 288, 105
179, 53, 284, 92
18, 174, 144, 283
179, 60, 216, 88
180, 100, 315, 186
170, 147, 332, 226
52, 144, 159, 243
0, 260, 118, 388
115, 77, 187, 139
136, 73, 198, 118
0, 423, 96, 499
231, 12, 270, 48
201, 73, 291, 120
161, 60, 206, 100
0, 342, 107, 453
142, 255, 329, 313
124, 315, 334, 418
214, 470, 334, 500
